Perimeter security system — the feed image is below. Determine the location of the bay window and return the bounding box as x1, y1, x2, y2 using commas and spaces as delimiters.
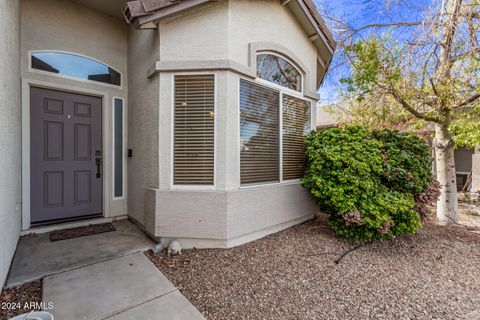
240, 54, 311, 186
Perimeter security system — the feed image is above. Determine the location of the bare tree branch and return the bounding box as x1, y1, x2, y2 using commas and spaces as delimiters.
430, 78, 440, 97
389, 85, 440, 122
454, 92, 480, 108
351, 21, 433, 33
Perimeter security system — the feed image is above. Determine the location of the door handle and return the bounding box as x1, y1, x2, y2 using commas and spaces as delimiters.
95, 151, 102, 179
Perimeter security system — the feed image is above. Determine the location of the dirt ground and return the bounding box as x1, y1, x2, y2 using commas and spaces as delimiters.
0, 280, 42, 320
458, 195, 480, 231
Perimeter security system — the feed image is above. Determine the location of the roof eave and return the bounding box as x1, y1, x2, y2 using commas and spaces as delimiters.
126, 0, 218, 26
283, 0, 335, 88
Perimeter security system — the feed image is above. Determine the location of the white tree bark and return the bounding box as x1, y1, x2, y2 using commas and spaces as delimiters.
435, 123, 459, 222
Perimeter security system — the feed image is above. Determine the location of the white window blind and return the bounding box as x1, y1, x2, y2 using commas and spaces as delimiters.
240, 79, 280, 185
282, 95, 310, 180
174, 75, 215, 185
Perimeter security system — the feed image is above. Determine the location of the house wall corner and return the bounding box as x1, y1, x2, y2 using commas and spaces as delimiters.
0, 0, 21, 288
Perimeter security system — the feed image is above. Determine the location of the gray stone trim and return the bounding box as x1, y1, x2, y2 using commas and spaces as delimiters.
304, 91, 320, 101
147, 59, 256, 79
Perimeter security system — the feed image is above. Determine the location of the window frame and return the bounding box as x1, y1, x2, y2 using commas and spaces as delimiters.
112, 97, 126, 200
238, 77, 313, 189
28, 50, 123, 89
255, 51, 304, 94
170, 72, 217, 190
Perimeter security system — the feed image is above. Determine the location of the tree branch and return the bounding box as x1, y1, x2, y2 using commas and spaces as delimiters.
389, 85, 440, 123
430, 78, 440, 97
454, 93, 480, 109
451, 47, 480, 62
351, 22, 433, 33
438, 0, 463, 80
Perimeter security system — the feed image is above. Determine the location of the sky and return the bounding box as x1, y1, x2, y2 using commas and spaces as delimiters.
33, 52, 111, 79
313, 0, 435, 105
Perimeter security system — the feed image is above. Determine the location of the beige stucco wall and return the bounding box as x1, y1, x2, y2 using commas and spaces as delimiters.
159, 1, 228, 62
20, 0, 129, 224
152, 184, 316, 249
227, 0, 319, 96
127, 25, 160, 226
0, 0, 21, 287
146, 0, 320, 247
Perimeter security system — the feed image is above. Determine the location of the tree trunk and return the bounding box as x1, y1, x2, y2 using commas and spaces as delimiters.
435, 122, 459, 222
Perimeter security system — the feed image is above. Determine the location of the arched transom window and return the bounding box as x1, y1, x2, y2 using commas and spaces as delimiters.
31, 51, 121, 86
256, 53, 302, 92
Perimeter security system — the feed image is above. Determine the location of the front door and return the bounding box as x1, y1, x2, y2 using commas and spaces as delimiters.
30, 87, 103, 224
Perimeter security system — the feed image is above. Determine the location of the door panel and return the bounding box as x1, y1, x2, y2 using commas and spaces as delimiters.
44, 121, 64, 161
30, 87, 103, 224
44, 171, 64, 208
74, 123, 92, 161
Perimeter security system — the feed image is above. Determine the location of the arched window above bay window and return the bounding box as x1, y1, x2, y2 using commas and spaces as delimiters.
31, 51, 121, 86
256, 53, 302, 92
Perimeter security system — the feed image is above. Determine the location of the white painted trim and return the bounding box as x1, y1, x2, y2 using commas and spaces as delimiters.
256, 51, 304, 94
240, 180, 302, 190
21, 81, 31, 230
236, 76, 241, 188
21, 78, 112, 230
28, 50, 123, 90
170, 72, 217, 190
279, 92, 284, 183
255, 78, 303, 98
112, 97, 127, 200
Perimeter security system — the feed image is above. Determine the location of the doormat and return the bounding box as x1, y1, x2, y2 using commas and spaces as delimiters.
50, 223, 116, 242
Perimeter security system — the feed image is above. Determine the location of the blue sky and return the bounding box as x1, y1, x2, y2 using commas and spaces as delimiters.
33, 52, 110, 78
313, 0, 435, 105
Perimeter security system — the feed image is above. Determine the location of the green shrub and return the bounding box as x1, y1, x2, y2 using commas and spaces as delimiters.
302, 126, 432, 242
375, 129, 432, 194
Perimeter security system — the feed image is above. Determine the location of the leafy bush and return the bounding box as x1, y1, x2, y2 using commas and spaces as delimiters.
302, 126, 433, 242
375, 129, 432, 194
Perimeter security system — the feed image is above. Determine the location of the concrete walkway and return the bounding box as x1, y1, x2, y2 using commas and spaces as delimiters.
7, 220, 205, 319
8, 220, 154, 287
43, 253, 205, 320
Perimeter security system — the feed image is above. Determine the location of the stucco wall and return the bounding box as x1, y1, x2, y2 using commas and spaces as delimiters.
0, 0, 21, 287
21, 0, 129, 221
226, 183, 317, 240
227, 0, 318, 95
158, 2, 228, 62
127, 26, 160, 226
153, 183, 316, 249
146, 0, 319, 247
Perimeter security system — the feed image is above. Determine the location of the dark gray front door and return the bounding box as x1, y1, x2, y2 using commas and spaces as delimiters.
30, 87, 103, 224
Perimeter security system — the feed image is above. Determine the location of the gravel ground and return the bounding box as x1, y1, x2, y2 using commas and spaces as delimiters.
0, 280, 42, 320
146, 216, 480, 320
459, 202, 480, 231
